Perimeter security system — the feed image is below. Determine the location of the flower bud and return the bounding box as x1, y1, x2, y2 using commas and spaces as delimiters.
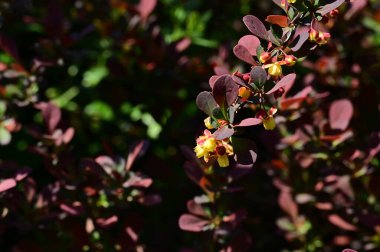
242, 74, 250, 81
268, 63, 282, 78
285, 55, 296, 66
217, 155, 229, 167
309, 29, 318, 42
259, 52, 271, 63
273, 87, 285, 99
204, 117, 213, 129
255, 109, 267, 120
316, 32, 330, 45
263, 116, 276, 130
238, 87, 251, 100
330, 9, 339, 18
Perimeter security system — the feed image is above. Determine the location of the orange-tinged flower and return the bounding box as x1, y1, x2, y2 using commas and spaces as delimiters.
285, 55, 296, 66
238, 87, 251, 100
259, 52, 271, 63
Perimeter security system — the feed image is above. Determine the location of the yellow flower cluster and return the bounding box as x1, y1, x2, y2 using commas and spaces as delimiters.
194, 130, 234, 167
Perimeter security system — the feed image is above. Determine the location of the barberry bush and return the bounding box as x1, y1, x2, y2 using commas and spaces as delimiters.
0, 0, 379, 251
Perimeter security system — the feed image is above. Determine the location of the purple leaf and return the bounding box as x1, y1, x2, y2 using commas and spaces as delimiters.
15, 167, 31, 181
328, 214, 357, 231
187, 200, 207, 217
60, 202, 83, 216
123, 174, 153, 188
238, 35, 261, 56
235, 118, 262, 127
0, 178, 16, 193
96, 216, 118, 228
62, 127, 75, 144
126, 140, 149, 171
209, 75, 219, 89
290, 27, 310, 52
233, 45, 255, 65
196, 91, 218, 116
35, 102, 61, 132
250, 66, 267, 85
136, 0, 157, 20
278, 191, 298, 221
213, 126, 235, 140
345, 0, 367, 20
178, 214, 209, 232
342, 249, 357, 252
329, 99, 353, 131
243, 15, 269, 40
232, 137, 257, 166
212, 75, 239, 107
317, 0, 345, 16
266, 74, 296, 95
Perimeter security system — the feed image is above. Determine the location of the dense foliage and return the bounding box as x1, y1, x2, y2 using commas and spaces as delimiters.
0, 0, 379, 251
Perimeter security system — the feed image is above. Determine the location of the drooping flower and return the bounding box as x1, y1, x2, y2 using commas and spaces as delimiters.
268, 62, 282, 77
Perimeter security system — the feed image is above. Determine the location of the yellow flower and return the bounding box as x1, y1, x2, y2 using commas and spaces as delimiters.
194, 145, 206, 158
217, 155, 229, 167
204, 138, 217, 152
268, 63, 282, 77
204, 117, 213, 129
288, 0, 296, 3
263, 116, 276, 130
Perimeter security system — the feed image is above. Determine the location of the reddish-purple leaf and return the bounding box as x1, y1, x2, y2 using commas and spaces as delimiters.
123, 174, 152, 188
266, 74, 296, 95
136, 0, 157, 20
317, 0, 345, 15
232, 137, 257, 166
96, 216, 118, 228
209, 75, 219, 89
235, 118, 262, 127
342, 249, 357, 252
212, 75, 238, 107
187, 200, 207, 217
0, 178, 16, 193
126, 140, 149, 170
290, 28, 310, 52
213, 126, 235, 140
35, 102, 61, 132
233, 45, 255, 65
279, 191, 298, 221
265, 15, 288, 27
250, 66, 267, 85
15, 167, 31, 181
329, 99, 353, 131
243, 15, 269, 40
60, 202, 83, 216
178, 214, 209, 232
196, 91, 218, 116
237, 35, 261, 56
328, 214, 357, 231
345, 0, 367, 20
62, 127, 75, 144
214, 66, 229, 75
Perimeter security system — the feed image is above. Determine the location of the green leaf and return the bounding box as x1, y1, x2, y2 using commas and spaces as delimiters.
84, 101, 114, 121
0, 127, 11, 145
